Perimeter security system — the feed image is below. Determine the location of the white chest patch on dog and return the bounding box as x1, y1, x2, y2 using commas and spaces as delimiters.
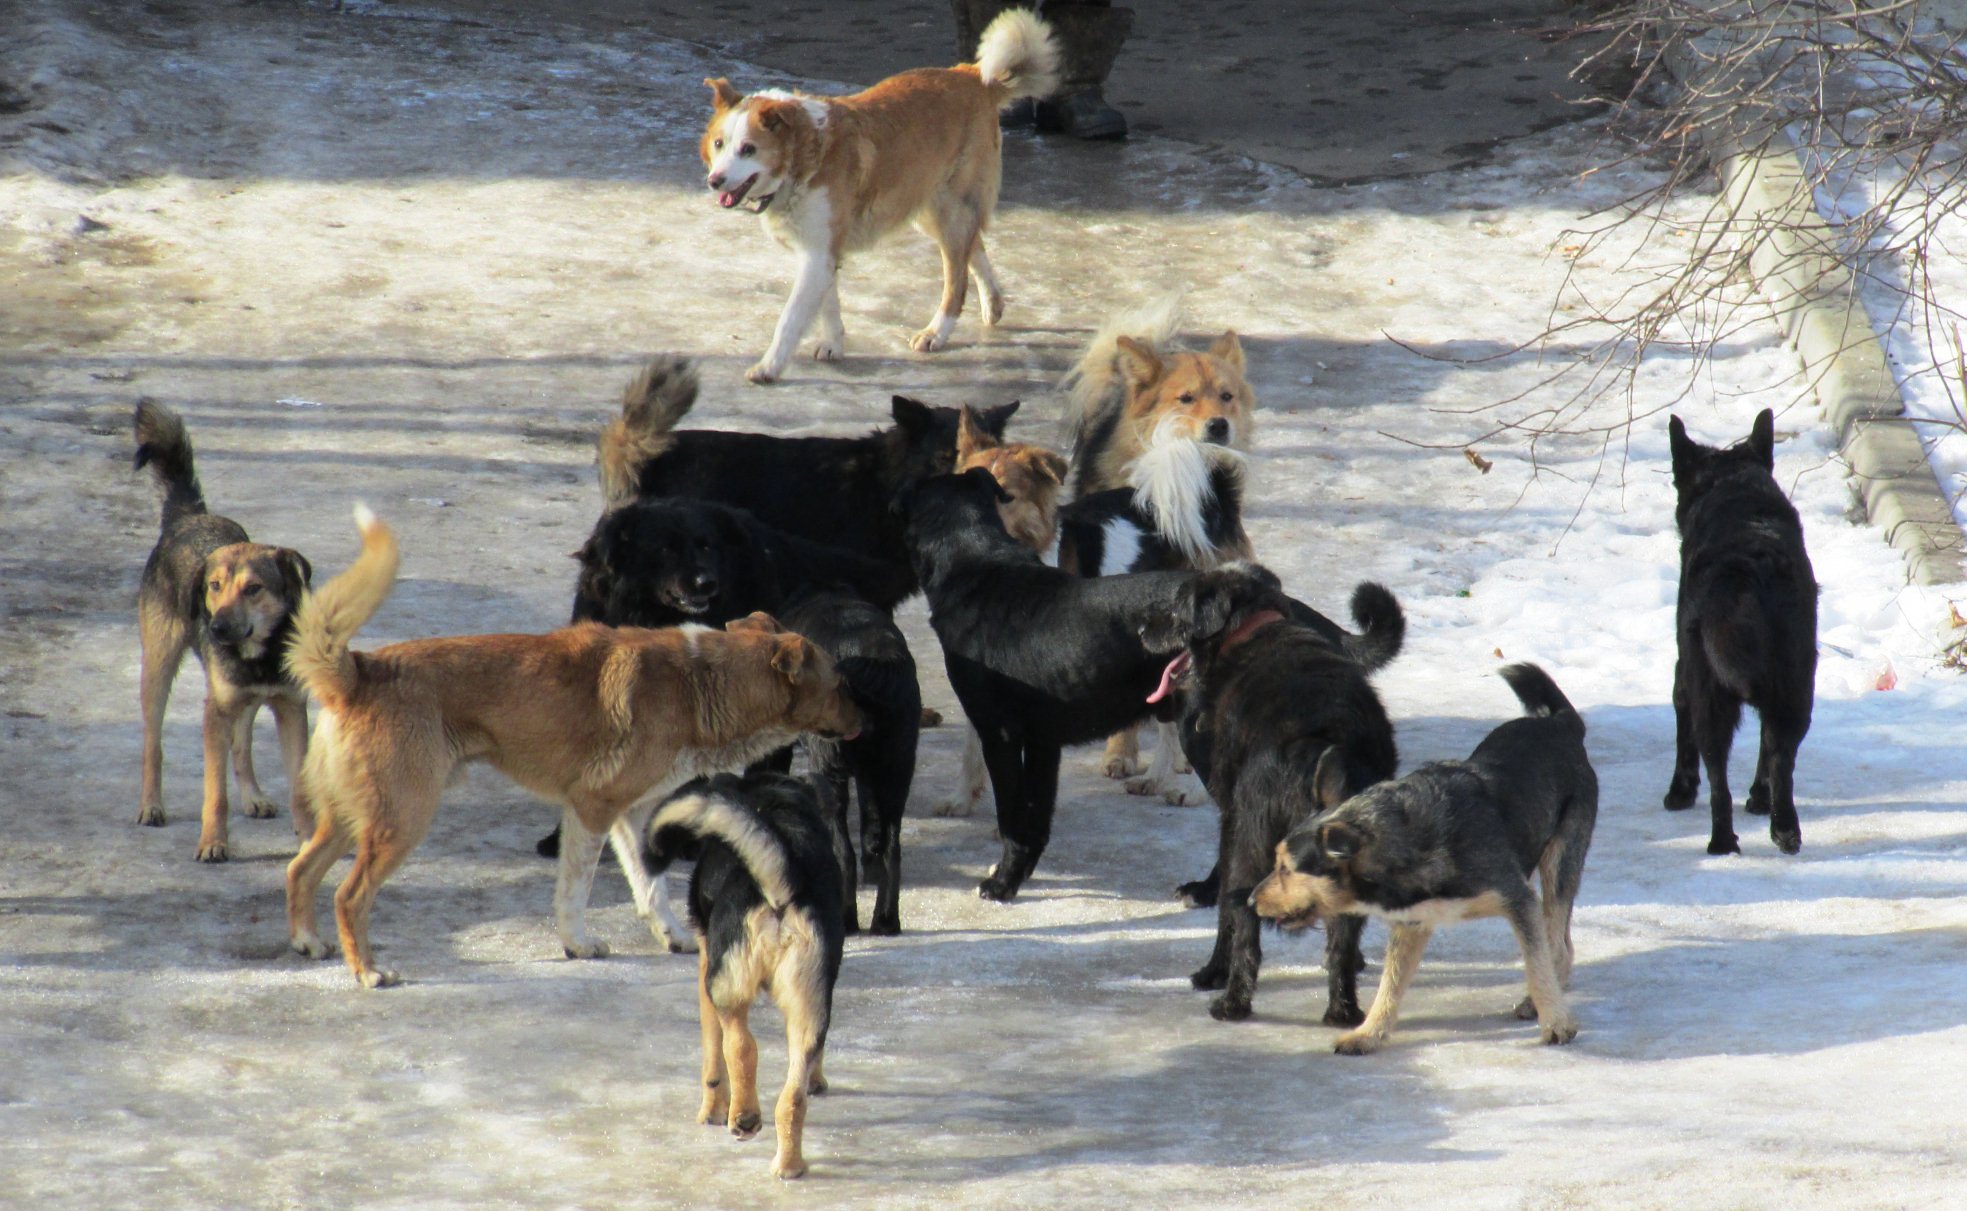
1098, 517, 1144, 576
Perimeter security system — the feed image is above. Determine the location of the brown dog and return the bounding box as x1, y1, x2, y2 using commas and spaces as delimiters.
132, 400, 313, 862
1064, 296, 1256, 498
699, 10, 1059, 383
283, 506, 862, 988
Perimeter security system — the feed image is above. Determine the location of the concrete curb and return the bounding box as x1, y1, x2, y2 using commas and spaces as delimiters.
1681, 74, 1967, 584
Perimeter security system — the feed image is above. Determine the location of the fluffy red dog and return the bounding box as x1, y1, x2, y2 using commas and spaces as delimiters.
700, 9, 1059, 384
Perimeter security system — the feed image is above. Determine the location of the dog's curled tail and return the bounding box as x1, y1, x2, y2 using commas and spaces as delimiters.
1343, 582, 1406, 673
286, 504, 400, 711
132, 398, 207, 530
645, 787, 795, 912
598, 355, 699, 509
1499, 662, 1584, 735
1063, 294, 1185, 443
975, 8, 1061, 104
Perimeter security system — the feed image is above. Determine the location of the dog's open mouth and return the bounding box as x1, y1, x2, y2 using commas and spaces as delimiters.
1146, 650, 1192, 704
1266, 906, 1321, 935
716, 174, 775, 213
659, 588, 714, 616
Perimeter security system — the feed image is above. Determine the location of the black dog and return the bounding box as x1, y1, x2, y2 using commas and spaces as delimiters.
569, 498, 913, 628
644, 771, 844, 1180
1253, 664, 1597, 1054
899, 467, 1194, 901
596, 355, 1019, 589
1141, 565, 1401, 1024
779, 589, 921, 936
1663, 409, 1817, 855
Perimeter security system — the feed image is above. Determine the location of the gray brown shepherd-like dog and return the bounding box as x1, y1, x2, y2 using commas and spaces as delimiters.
1252, 664, 1596, 1055
283, 506, 862, 989
132, 399, 314, 862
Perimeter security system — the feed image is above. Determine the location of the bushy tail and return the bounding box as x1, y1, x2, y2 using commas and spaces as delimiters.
1343, 582, 1406, 672
1499, 662, 1584, 735
975, 8, 1061, 104
598, 356, 699, 509
646, 786, 794, 911
1127, 433, 1246, 567
1062, 293, 1184, 444
286, 505, 400, 711
132, 398, 206, 530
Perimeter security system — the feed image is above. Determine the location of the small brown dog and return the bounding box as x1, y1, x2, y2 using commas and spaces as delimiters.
283, 506, 862, 988
132, 400, 313, 862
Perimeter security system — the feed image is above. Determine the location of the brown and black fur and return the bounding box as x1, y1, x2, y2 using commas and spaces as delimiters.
645, 772, 847, 1180
1662, 409, 1818, 856
283, 507, 862, 988
132, 399, 313, 862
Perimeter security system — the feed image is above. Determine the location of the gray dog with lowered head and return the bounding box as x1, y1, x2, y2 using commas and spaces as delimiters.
1251, 663, 1597, 1055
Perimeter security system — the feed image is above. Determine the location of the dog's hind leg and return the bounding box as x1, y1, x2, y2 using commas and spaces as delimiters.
553, 808, 613, 960
608, 805, 696, 954
332, 807, 431, 988
229, 702, 278, 819
1663, 653, 1700, 811
1322, 914, 1368, 1028
1101, 724, 1141, 779
1506, 898, 1578, 1045
1335, 922, 1433, 1056
910, 204, 979, 353
769, 965, 829, 1179
696, 947, 730, 1127
1755, 709, 1809, 856
978, 736, 1056, 901
1190, 814, 1238, 987
934, 723, 987, 817
287, 807, 353, 960
813, 762, 859, 935
720, 1001, 763, 1141
861, 761, 909, 936
137, 601, 187, 827
1694, 688, 1743, 856
969, 240, 1004, 326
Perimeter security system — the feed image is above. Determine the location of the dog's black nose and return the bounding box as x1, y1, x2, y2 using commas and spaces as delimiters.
1205, 417, 1230, 444
707, 171, 725, 189
692, 574, 720, 596
208, 618, 240, 642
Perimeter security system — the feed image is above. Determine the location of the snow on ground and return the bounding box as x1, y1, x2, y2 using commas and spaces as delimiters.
3, 4, 1966, 1208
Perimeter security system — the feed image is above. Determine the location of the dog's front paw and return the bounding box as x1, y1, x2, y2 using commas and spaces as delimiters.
1190, 963, 1227, 990
772, 1153, 808, 1181
562, 938, 611, 960
1323, 1000, 1367, 1028
1102, 755, 1140, 779
137, 804, 167, 827
1745, 781, 1772, 816
290, 931, 333, 960
983, 294, 1005, 326
1514, 995, 1537, 1021
1539, 1014, 1579, 1045
730, 1110, 762, 1141
1770, 814, 1802, 856
810, 338, 842, 362
1122, 774, 1163, 798
1706, 832, 1741, 856
194, 839, 230, 863
1333, 1030, 1384, 1056
698, 1088, 728, 1126
358, 967, 401, 990
1209, 994, 1252, 1022
909, 327, 948, 353
1162, 778, 1206, 807
932, 793, 977, 818
1662, 778, 1697, 811
1177, 879, 1218, 909
662, 930, 698, 955
977, 871, 1018, 902
244, 794, 278, 820
745, 362, 780, 385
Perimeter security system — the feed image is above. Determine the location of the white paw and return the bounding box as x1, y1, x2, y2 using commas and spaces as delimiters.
1123, 775, 1164, 798
745, 361, 779, 385
1102, 756, 1140, 779
562, 938, 611, 960
359, 967, 401, 990
291, 932, 333, 960
909, 327, 948, 353
811, 338, 842, 362
933, 794, 978, 818
659, 928, 699, 955
983, 295, 1005, 326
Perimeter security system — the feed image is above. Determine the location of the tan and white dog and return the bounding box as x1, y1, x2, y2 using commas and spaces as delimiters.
700, 9, 1059, 384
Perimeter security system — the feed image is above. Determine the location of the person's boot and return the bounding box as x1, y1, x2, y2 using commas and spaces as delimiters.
1034, 3, 1133, 140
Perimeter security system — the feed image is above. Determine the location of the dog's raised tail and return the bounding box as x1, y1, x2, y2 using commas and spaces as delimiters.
975, 8, 1061, 104
598, 355, 699, 508
132, 398, 207, 530
645, 787, 794, 912
1343, 582, 1406, 673
286, 504, 400, 711
1499, 663, 1584, 734
1063, 295, 1185, 441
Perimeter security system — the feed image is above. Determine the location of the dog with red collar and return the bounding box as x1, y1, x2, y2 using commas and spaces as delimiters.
1141, 565, 1403, 1025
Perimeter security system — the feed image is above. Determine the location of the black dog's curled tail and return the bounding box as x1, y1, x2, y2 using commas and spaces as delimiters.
132, 398, 206, 530
1343, 582, 1406, 672
598, 355, 698, 509
1498, 662, 1584, 735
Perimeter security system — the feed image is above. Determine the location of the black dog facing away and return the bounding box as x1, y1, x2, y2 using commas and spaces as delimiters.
1141, 565, 1402, 1024
1663, 409, 1817, 855
1252, 663, 1597, 1055
778, 589, 921, 936
644, 771, 845, 1180
596, 354, 1019, 588
900, 467, 1194, 901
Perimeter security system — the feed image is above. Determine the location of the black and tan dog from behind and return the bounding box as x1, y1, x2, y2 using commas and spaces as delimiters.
283, 506, 861, 988
1663, 408, 1817, 856
1253, 664, 1597, 1054
132, 399, 313, 861
645, 771, 846, 1181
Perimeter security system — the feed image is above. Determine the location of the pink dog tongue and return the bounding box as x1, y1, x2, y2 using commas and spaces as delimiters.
1146, 651, 1192, 704
718, 190, 741, 209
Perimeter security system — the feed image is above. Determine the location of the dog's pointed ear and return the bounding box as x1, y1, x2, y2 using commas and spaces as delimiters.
1748, 408, 1775, 468
754, 98, 802, 133
1311, 747, 1353, 813
277, 549, 312, 593
1032, 448, 1070, 487
957, 405, 999, 461
977, 400, 1020, 438
706, 77, 743, 111
770, 632, 810, 680
727, 611, 782, 635
891, 395, 935, 436
1191, 580, 1234, 642
1208, 330, 1246, 375
1316, 817, 1361, 865
1667, 415, 1695, 485
962, 464, 1013, 504
1114, 336, 1163, 393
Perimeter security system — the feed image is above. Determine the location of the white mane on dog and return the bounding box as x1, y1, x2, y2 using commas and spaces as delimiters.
1128, 419, 1245, 567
